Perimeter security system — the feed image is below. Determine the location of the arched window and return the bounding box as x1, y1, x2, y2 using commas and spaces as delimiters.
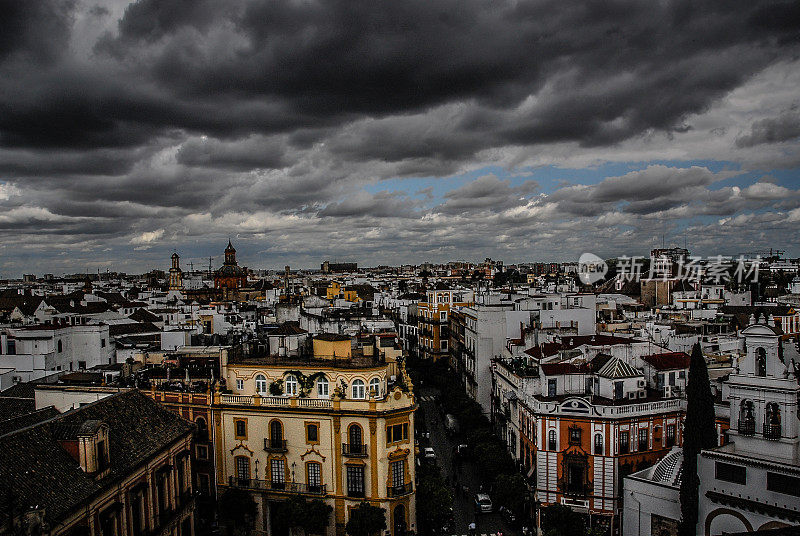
57, 340, 63, 353
756, 347, 767, 377
349, 423, 363, 448
352, 379, 366, 399
285, 374, 298, 396
765, 402, 781, 440
255, 374, 268, 395
270, 420, 283, 442
766, 402, 781, 424
594, 433, 603, 455
548, 429, 557, 451
196, 417, 208, 441
369, 377, 381, 397
739, 400, 755, 435
393, 504, 407, 536
316, 376, 329, 397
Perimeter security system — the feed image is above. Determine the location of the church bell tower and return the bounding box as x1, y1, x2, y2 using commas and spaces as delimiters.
169, 252, 183, 291
726, 313, 799, 463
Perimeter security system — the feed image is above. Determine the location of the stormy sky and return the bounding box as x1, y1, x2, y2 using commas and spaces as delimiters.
1, 0, 800, 276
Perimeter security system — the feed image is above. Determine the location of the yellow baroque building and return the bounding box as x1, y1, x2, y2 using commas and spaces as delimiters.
213, 336, 417, 536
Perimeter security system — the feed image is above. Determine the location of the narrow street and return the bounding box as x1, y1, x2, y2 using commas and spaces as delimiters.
416, 384, 515, 536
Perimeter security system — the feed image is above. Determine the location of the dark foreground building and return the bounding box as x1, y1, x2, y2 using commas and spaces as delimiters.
0, 390, 194, 536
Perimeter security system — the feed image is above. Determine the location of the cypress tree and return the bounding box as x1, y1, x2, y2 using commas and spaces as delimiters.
678, 343, 717, 536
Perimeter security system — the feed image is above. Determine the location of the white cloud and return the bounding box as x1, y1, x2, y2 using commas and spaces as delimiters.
130, 229, 165, 245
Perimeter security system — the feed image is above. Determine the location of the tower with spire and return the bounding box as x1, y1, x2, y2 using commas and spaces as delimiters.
169, 252, 183, 291
224, 240, 236, 266
214, 240, 248, 291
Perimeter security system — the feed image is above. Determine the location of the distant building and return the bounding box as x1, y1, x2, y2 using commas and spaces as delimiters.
169, 252, 184, 291
650, 248, 689, 264
214, 241, 247, 290
417, 288, 473, 362
1, 321, 114, 384
321, 261, 358, 273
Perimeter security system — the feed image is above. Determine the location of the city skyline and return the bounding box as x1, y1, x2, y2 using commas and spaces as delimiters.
2, 2, 800, 275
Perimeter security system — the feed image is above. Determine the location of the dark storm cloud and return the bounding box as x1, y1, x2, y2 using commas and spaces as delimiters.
736, 111, 800, 147
1, 0, 800, 274
176, 135, 290, 171
4, 0, 799, 152
436, 175, 538, 214
0, 146, 154, 177
0, 0, 75, 64
317, 191, 421, 219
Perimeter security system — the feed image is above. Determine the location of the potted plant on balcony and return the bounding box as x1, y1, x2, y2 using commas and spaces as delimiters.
269, 379, 284, 396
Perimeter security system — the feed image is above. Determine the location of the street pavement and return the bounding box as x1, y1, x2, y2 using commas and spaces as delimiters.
416, 385, 516, 536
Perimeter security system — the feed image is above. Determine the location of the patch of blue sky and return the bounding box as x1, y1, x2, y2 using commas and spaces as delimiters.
365, 159, 799, 209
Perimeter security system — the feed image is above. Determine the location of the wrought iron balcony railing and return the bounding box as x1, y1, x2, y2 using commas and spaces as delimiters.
763, 423, 781, 440
738, 419, 755, 436
264, 438, 288, 452
387, 482, 413, 497
227, 476, 326, 496
342, 443, 368, 457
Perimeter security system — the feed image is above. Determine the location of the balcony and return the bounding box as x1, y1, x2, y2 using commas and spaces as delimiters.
264, 438, 288, 452
738, 419, 755, 436
342, 443, 368, 457
228, 477, 326, 496
388, 482, 413, 497
558, 474, 591, 498
763, 423, 781, 440
347, 488, 365, 499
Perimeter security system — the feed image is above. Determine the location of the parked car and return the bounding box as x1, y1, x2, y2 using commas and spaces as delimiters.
474, 493, 493, 513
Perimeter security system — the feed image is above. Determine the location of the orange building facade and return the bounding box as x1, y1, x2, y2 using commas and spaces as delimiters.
417, 289, 472, 362
518, 395, 730, 531
519, 397, 684, 519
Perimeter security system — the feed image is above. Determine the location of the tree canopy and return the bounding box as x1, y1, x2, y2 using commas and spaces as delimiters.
345, 502, 386, 536
218, 488, 258, 536
274, 496, 333, 536
416, 464, 453, 534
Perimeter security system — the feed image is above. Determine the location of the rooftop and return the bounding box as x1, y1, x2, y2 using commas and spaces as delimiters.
0, 390, 192, 528
228, 352, 389, 370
